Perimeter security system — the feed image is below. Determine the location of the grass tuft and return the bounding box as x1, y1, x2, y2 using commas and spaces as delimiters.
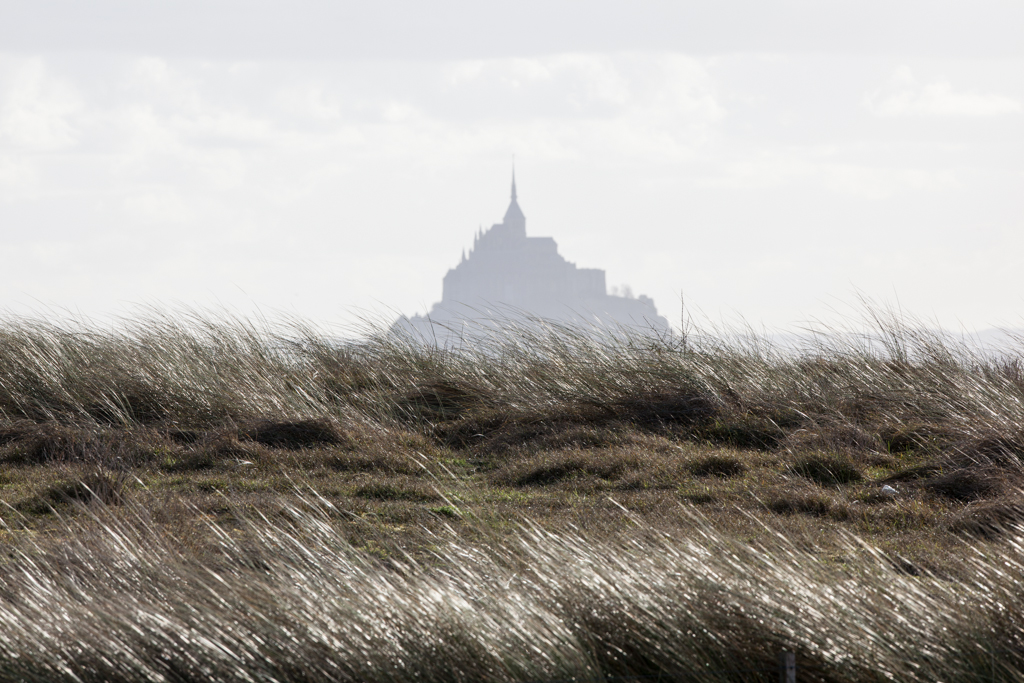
792, 453, 863, 486
353, 480, 439, 502
925, 468, 1003, 501
766, 491, 840, 517
244, 418, 346, 449
17, 469, 129, 513
688, 454, 747, 478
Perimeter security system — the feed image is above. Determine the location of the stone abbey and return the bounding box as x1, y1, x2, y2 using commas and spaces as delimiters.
396, 172, 669, 339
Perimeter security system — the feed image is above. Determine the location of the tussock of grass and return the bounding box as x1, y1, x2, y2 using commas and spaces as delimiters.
766, 491, 842, 517
925, 468, 1004, 501
243, 418, 347, 449
353, 479, 439, 502
324, 450, 421, 475
496, 451, 638, 487
952, 498, 1024, 538
396, 380, 490, 423
688, 453, 747, 478
159, 450, 219, 473
791, 453, 864, 486
785, 423, 885, 455
0, 423, 135, 465
16, 469, 128, 514
680, 485, 717, 504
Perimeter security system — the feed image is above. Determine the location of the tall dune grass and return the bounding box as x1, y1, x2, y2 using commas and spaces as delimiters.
1, 308, 1023, 468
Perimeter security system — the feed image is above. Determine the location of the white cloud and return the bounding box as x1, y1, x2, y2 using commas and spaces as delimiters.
441, 53, 723, 125
705, 153, 958, 199
818, 164, 958, 199
0, 155, 39, 201
279, 86, 342, 121
122, 187, 195, 225
865, 65, 1021, 117
0, 57, 81, 150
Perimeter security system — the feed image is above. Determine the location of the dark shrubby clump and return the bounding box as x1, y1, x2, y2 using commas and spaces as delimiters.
792, 454, 863, 486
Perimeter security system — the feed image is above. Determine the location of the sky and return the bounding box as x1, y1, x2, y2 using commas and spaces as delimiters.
1, 0, 1022, 333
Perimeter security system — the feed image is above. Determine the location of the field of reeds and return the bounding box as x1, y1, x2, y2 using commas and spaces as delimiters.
2, 308, 1024, 681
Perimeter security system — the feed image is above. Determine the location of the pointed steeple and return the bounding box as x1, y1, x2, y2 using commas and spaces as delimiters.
502, 165, 526, 236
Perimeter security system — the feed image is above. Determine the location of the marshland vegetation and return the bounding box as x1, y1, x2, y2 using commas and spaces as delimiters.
2, 309, 1024, 681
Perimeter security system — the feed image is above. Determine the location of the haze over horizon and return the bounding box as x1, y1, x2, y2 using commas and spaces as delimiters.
1, 1, 1021, 333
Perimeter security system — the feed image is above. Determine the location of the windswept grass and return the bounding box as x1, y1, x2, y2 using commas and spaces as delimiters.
0, 492, 1022, 682
0, 309, 1022, 453
1, 308, 1024, 678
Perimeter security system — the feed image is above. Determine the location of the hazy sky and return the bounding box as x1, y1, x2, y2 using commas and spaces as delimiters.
1, 0, 1022, 332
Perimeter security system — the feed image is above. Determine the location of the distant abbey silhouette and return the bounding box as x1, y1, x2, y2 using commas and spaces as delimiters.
396, 171, 669, 339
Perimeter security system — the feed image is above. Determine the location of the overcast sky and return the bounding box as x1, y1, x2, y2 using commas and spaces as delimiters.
1, 0, 1022, 333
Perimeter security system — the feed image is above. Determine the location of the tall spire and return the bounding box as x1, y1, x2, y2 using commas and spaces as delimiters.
502, 163, 526, 237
